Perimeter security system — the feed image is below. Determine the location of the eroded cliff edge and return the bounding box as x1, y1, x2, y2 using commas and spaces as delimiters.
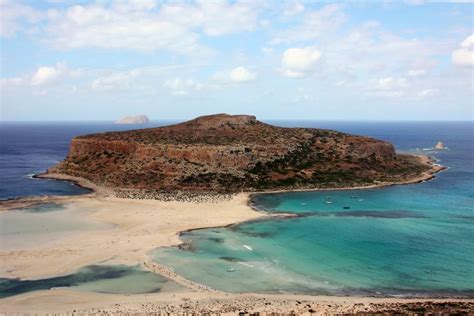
45, 114, 438, 196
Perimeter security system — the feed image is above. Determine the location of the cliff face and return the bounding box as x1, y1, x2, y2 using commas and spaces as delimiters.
49, 114, 429, 193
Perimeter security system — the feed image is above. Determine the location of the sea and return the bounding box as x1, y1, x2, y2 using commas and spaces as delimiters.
1, 121, 473, 297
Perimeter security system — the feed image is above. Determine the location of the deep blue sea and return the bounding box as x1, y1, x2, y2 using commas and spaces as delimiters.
0, 121, 170, 200
1, 121, 473, 297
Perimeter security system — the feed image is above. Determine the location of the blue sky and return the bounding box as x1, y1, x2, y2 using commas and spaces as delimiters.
1, 0, 473, 121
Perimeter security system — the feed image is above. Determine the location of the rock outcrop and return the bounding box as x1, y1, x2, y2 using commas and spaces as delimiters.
434, 141, 445, 149
115, 115, 150, 124
48, 114, 431, 194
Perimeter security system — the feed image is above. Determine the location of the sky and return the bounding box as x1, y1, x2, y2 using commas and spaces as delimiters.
0, 0, 473, 121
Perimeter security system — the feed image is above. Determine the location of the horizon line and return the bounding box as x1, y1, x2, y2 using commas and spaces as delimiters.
1, 119, 473, 123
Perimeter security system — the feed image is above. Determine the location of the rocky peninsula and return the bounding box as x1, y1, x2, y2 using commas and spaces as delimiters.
43, 114, 440, 199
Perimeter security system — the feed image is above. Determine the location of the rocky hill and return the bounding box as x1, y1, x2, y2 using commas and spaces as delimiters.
47, 114, 432, 195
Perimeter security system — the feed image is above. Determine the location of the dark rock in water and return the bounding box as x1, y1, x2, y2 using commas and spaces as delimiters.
456, 215, 474, 222
208, 237, 224, 243
307, 210, 424, 219
334, 210, 424, 219
178, 243, 195, 252
220, 256, 245, 262
229, 225, 276, 238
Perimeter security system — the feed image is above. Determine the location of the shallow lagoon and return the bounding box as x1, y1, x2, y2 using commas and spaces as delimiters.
0, 265, 184, 298
153, 123, 474, 297
0, 203, 113, 250
0, 203, 185, 298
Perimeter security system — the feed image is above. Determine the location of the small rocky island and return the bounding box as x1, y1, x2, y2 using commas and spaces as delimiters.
434, 141, 446, 149
45, 114, 439, 197
115, 114, 150, 124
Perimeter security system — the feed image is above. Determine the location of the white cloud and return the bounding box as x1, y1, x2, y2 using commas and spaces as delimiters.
282, 1, 305, 17
291, 92, 313, 103
271, 4, 345, 45
31, 66, 61, 86
1, 62, 77, 87
452, 34, 474, 66
1, 62, 82, 98
193, 1, 260, 36
407, 69, 427, 77
281, 47, 322, 78
45, 4, 199, 54
359, 75, 444, 100
375, 77, 408, 91
0, 0, 42, 37
33, 0, 261, 54
356, 76, 410, 98
418, 88, 439, 98
229, 66, 257, 83
405, 0, 425, 5
0, 76, 26, 87
92, 69, 142, 91
1, 0, 263, 53
163, 78, 203, 96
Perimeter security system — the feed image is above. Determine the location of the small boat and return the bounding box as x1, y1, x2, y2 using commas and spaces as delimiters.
227, 268, 235, 272
358, 199, 364, 202
325, 201, 333, 204
350, 196, 356, 199
343, 206, 350, 209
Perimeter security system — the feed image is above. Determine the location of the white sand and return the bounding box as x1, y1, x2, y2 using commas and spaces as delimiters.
0, 193, 263, 280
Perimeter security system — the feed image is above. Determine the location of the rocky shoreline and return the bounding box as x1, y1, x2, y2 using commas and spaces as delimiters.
0, 153, 444, 212
26, 153, 444, 204
75, 297, 473, 315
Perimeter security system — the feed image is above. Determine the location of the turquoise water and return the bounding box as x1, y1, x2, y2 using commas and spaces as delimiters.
153, 122, 474, 297
0, 265, 184, 298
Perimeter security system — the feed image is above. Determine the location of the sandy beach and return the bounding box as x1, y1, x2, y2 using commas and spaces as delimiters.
1, 156, 472, 315
0, 193, 264, 281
